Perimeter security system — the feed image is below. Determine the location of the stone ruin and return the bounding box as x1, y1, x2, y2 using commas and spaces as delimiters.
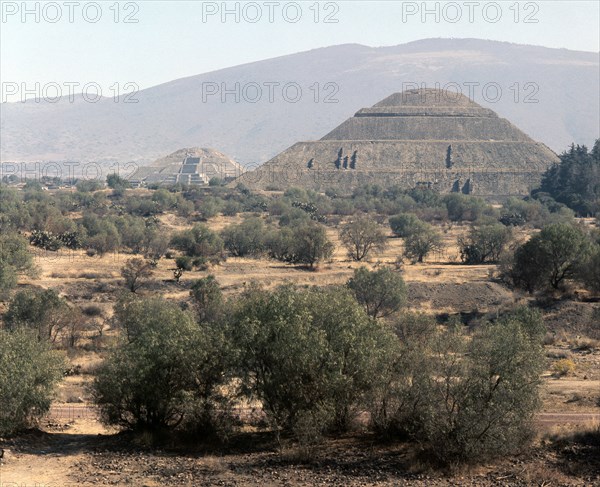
129, 147, 244, 187
235, 88, 560, 197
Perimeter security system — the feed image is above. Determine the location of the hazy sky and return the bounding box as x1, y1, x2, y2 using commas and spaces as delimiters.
1, 0, 599, 95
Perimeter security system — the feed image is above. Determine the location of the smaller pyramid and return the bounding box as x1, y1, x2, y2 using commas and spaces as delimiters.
235, 88, 559, 197
129, 148, 244, 186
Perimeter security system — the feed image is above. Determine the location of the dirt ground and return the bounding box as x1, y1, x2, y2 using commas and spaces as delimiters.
2, 216, 599, 486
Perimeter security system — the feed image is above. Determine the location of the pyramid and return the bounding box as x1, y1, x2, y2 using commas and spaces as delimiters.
129, 148, 244, 187
235, 88, 559, 197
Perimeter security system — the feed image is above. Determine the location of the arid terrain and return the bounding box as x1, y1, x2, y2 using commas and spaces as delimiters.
1, 212, 598, 486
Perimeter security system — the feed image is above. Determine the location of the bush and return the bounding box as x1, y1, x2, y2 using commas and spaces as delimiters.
0, 329, 65, 435
5, 288, 72, 342
578, 244, 600, 294
510, 223, 591, 291
76, 179, 104, 192
403, 223, 444, 263
552, 358, 576, 377
375, 307, 546, 465
121, 258, 154, 293
175, 255, 193, 271
458, 224, 512, 264
190, 275, 223, 323
389, 213, 423, 237
347, 267, 407, 319
93, 297, 231, 434
340, 216, 388, 261
171, 224, 224, 264
221, 217, 267, 257
106, 173, 130, 190
267, 222, 334, 269
443, 193, 492, 222
230, 285, 395, 443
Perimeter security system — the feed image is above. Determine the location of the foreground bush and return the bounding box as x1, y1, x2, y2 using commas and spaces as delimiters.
230, 285, 395, 443
93, 297, 230, 434
0, 329, 64, 435
373, 308, 546, 465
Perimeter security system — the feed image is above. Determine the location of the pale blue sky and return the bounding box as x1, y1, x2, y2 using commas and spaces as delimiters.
1, 0, 599, 94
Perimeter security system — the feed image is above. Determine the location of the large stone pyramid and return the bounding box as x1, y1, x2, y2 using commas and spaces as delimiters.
236, 88, 559, 197
129, 148, 244, 187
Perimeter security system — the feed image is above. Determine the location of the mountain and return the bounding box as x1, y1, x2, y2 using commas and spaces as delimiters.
1, 39, 598, 166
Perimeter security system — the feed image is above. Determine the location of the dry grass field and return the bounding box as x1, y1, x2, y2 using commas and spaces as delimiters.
1, 213, 599, 486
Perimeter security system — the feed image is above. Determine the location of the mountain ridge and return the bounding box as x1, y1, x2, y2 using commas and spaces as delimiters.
1, 38, 598, 165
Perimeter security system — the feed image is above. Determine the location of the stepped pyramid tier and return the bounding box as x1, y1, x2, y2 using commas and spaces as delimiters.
234, 88, 559, 197
128, 148, 244, 187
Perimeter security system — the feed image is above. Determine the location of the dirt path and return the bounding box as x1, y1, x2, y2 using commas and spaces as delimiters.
0, 405, 110, 487
537, 412, 600, 425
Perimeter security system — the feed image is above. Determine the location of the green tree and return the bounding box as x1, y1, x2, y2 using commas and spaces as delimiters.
0, 329, 65, 435
347, 267, 407, 319
5, 288, 71, 342
511, 223, 590, 291
190, 275, 223, 323
93, 298, 230, 433
267, 222, 334, 269
403, 223, 443, 263
538, 140, 600, 216
340, 216, 388, 261
0, 232, 36, 294
121, 258, 154, 293
171, 224, 224, 264
220, 217, 267, 257
389, 213, 424, 238
230, 285, 395, 443
458, 224, 512, 264
106, 173, 130, 190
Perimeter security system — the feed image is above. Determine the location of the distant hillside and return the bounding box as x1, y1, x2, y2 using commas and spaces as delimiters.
1, 38, 598, 165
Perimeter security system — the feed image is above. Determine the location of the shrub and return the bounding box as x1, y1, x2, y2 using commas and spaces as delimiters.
221, 217, 267, 257
5, 288, 72, 343
347, 267, 407, 319
578, 244, 600, 294
376, 307, 546, 465
458, 224, 512, 264
389, 213, 423, 237
267, 222, 334, 269
121, 258, 154, 293
403, 223, 444, 263
0, 329, 65, 435
190, 275, 223, 323
93, 298, 231, 434
510, 223, 591, 291
106, 173, 130, 190
339, 216, 388, 261
175, 255, 193, 271
443, 193, 492, 222
230, 285, 395, 443
76, 179, 104, 192
171, 224, 224, 264
552, 358, 576, 377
